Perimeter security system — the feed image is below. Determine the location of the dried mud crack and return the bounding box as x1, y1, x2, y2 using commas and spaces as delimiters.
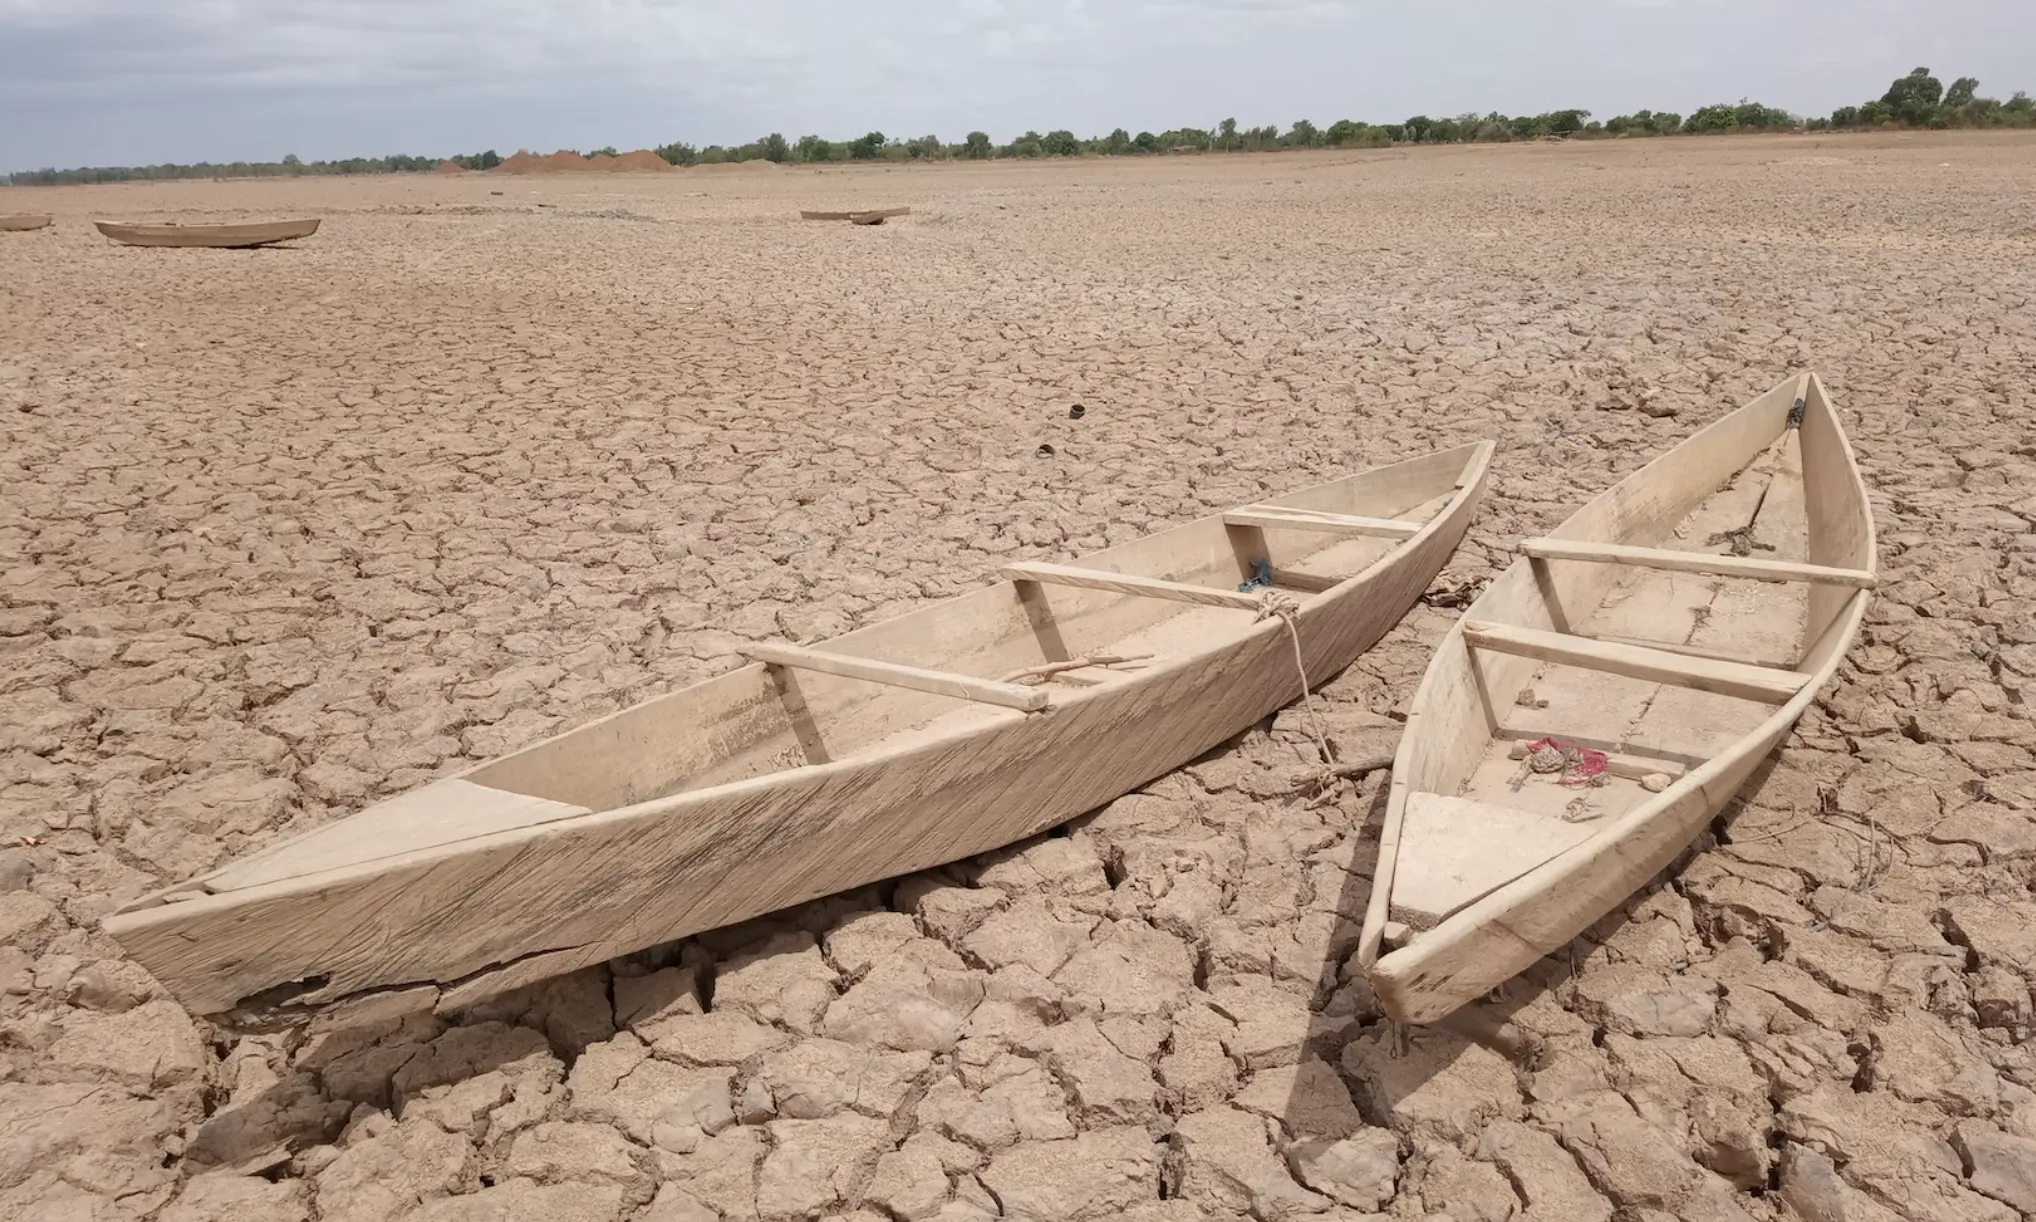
2, 132, 2035, 1221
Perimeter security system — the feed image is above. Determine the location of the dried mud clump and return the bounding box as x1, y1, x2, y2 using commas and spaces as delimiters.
3, 131, 2034, 1219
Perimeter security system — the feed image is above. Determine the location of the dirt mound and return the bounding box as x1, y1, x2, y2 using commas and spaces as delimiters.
609, 149, 673, 172
690, 159, 786, 174
432, 160, 467, 175
492, 149, 588, 175
489, 148, 674, 174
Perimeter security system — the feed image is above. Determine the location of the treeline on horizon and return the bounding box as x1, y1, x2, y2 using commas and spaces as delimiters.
9, 67, 2029, 186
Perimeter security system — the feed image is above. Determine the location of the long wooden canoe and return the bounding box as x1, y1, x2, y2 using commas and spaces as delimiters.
1358, 374, 1873, 1024
0, 215, 52, 232
94, 218, 320, 248
108, 441, 1495, 1028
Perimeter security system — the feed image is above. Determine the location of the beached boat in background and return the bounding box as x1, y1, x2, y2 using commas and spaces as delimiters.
0, 215, 52, 232
108, 441, 1495, 1029
94, 218, 320, 248
800, 207, 910, 224
1359, 373, 1874, 1025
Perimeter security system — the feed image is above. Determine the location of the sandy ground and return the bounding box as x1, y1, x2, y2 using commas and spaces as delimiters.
2, 130, 2035, 1221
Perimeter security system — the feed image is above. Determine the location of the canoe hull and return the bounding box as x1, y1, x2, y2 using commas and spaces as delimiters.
800, 207, 910, 222
0, 215, 52, 232
108, 442, 1493, 1026
1365, 374, 1874, 1024
95, 219, 320, 248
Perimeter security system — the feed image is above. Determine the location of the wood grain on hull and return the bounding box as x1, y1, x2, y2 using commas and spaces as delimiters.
94, 219, 321, 248
107, 442, 1493, 1024
1362, 374, 1873, 1024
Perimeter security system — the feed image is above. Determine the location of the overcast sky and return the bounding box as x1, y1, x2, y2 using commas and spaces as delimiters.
2, 0, 2030, 170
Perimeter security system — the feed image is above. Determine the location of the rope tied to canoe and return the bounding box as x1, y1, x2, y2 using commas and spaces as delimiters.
1256, 589, 1338, 793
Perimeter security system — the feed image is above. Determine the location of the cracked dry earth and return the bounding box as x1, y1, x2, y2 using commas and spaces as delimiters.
3, 131, 2036, 1222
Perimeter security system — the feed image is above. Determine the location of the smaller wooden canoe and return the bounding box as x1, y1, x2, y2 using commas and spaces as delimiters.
1358, 372, 1875, 1025
800, 207, 910, 224
0, 215, 52, 232
94, 219, 320, 248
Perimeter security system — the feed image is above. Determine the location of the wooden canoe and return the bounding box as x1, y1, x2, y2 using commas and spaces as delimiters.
1358, 374, 1874, 1024
800, 207, 910, 223
0, 215, 52, 232
107, 441, 1495, 1028
94, 218, 320, 248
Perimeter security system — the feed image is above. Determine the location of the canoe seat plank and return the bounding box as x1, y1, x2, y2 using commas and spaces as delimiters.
1224, 506, 1422, 538
1463, 621, 1809, 704
1001, 562, 1265, 611
1521, 538, 1875, 589
1392, 792, 1599, 929
746, 642, 1048, 712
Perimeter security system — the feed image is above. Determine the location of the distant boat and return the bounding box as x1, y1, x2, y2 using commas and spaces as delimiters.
105, 442, 1493, 1029
94, 219, 320, 249
0, 215, 52, 232
1358, 373, 1875, 1026
800, 207, 910, 224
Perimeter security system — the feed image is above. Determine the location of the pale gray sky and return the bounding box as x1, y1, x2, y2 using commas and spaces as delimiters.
1, 0, 2029, 170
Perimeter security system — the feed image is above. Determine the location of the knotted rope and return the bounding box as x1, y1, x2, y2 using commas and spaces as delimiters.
1256, 589, 1338, 794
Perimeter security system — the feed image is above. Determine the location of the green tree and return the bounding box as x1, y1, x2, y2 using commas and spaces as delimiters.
1546, 109, 1589, 135
1829, 106, 1861, 127
761, 133, 791, 162
1324, 119, 1360, 146
1041, 129, 1079, 156
1217, 117, 1238, 150
589, 146, 619, 157
1133, 130, 1160, 153
848, 131, 886, 160
962, 131, 992, 159
1285, 119, 1320, 147
1103, 127, 1132, 155
1007, 131, 1045, 157
1881, 66, 1943, 125
654, 142, 698, 165
1684, 104, 1739, 132
1945, 76, 1978, 108
793, 134, 834, 162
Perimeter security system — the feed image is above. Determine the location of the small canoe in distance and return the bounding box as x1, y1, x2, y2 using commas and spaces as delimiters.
1358, 373, 1874, 1025
94, 218, 320, 248
106, 441, 1495, 1029
0, 215, 52, 232
800, 206, 910, 224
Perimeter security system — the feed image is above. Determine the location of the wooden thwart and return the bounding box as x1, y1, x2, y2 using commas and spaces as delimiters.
1521, 538, 1876, 589
1224, 505, 1422, 538
746, 642, 1048, 713
1462, 621, 1809, 704
1001, 562, 1265, 611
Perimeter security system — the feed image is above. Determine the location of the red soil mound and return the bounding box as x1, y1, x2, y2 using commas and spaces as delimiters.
433, 160, 467, 174
609, 150, 673, 172
690, 160, 786, 174
489, 148, 674, 174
